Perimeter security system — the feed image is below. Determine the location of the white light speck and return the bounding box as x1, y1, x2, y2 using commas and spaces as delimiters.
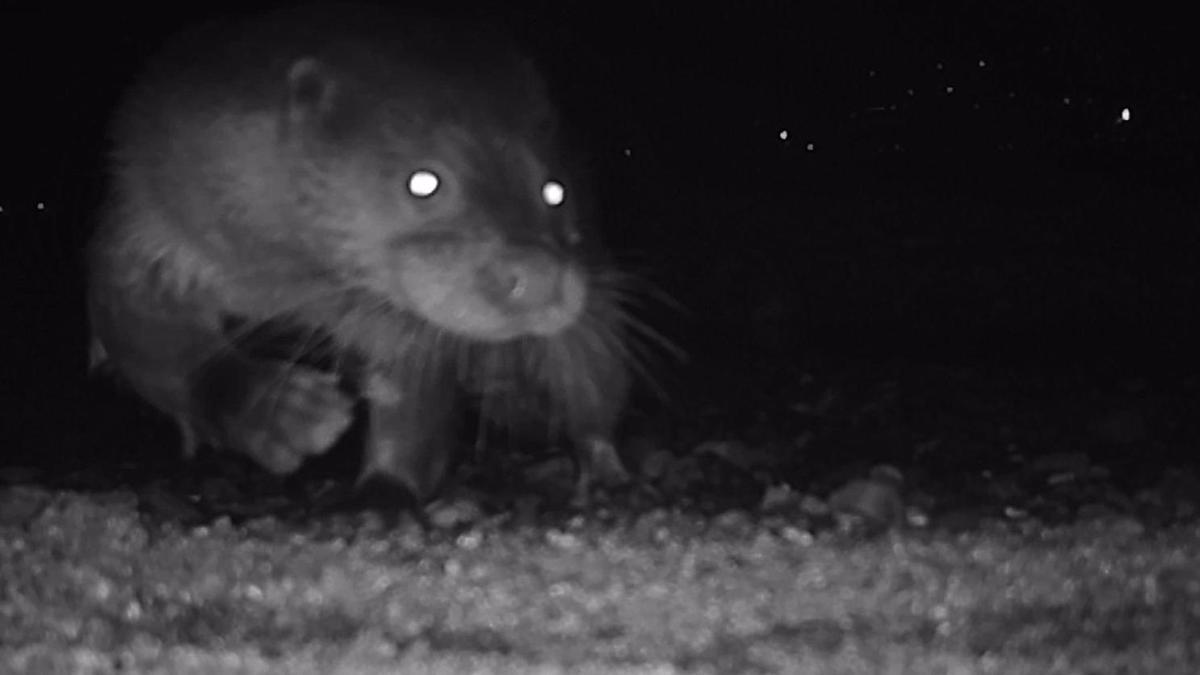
868, 69, 876, 77
1120, 107, 1131, 122
805, 142, 815, 152
623, 147, 632, 157
1008, 91, 1016, 98
936, 62, 944, 71
1063, 97, 1071, 105
978, 59, 986, 68
779, 129, 788, 141
906, 88, 915, 96
0, 205, 5, 214
36, 202, 45, 211
945, 85, 954, 94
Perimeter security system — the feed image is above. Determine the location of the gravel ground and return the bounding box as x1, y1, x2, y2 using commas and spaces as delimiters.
3, 482, 1199, 674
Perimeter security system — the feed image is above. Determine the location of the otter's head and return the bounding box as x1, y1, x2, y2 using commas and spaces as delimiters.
276, 28, 596, 344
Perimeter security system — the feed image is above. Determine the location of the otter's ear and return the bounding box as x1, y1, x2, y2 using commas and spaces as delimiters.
285, 57, 339, 126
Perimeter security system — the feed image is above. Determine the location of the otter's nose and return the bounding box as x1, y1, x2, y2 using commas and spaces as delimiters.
479, 247, 562, 311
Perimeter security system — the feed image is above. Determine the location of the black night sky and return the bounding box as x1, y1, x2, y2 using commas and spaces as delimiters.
2, 2, 1199, 478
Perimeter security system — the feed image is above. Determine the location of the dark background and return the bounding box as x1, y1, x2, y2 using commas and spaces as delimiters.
2, 2, 1198, 468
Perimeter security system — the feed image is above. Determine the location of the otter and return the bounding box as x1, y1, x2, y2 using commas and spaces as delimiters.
86, 4, 634, 508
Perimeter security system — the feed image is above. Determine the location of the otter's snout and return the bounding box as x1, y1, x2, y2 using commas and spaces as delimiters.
478, 247, 564, 311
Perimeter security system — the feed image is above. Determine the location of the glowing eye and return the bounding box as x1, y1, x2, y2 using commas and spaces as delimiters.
542, 180, 565, 207
408, 170, 440, 198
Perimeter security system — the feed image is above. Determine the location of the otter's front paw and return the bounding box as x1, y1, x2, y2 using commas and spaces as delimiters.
214, 363, 355, 474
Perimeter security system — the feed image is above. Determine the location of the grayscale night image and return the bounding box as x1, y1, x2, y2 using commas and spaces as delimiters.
2, 1, 1199, 670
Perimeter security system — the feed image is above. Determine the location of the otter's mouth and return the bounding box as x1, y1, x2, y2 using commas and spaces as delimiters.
390, 239, 588, 342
